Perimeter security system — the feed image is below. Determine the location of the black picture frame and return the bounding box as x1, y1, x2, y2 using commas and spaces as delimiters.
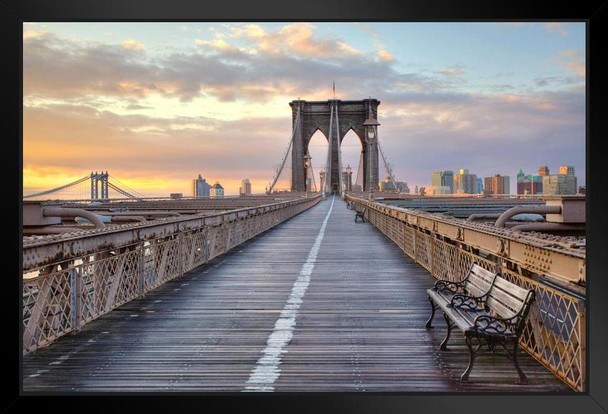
6, 0, 607, 413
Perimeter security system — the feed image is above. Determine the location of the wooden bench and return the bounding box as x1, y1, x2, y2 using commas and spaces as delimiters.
354, 207, 366, 222
425, 263, 536, 383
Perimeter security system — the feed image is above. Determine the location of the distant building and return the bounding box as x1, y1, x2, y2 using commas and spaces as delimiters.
543, 165, 577, 195
484, 174, 510, 196
378, 177, 409, 193
170, 193, 183, 199
559, 165, 575, 176
431, 170, 454, 193
538, 166, 550, 176
193, 174, 211, 198
380, 176, 398, 192
453, 168, 478, 194
476, 178, 483, 194
543, 175, 577, 195
239, 178, 252, 196
516, 169, 542, 195
210, 182, 224, 198
578, 186, 586, 195
426, 185, 452, 195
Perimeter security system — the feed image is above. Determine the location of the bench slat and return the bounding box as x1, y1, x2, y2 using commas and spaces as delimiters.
490, 284, 526, 310
492, 276, 530, 300
464, 264, 495, 298
465, 284, 487, 298
486, 283, 531, 320
469, 265, 495, 283
466, 276, 493, 294
486, 296, 518, 320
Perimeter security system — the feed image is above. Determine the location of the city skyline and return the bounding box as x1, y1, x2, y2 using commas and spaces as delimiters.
23, 22, 585, 196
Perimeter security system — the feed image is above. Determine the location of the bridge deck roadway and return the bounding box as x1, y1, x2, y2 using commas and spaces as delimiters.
22, 196, 571, 392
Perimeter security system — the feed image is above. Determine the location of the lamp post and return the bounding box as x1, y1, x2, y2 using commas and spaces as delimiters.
303, 153, 312, 196
345, 164, 352, 194
363, 116, 380, 192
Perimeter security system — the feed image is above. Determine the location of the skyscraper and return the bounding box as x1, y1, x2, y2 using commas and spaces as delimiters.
516, 169, 542, 195
484, 174, 510, 195
239, 178, 252, 196
543, 166, 577, 195
431, 170, 454, 193
559, 165, 575, 176
193, 174, 211, 198
453, 168, 478, 194
538, 166, 550, 176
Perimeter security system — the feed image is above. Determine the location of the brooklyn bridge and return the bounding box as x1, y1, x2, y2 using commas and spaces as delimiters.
22, 98, 586, 393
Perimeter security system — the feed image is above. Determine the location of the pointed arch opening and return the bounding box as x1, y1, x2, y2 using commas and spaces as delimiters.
305, 129, 329, 192
341, 129, 363, 192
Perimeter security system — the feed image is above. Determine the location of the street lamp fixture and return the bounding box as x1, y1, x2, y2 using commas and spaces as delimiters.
363, 117, 380, 192
363, 117, 380, 141
303, 153, 312, 195
303, 153, 312, 168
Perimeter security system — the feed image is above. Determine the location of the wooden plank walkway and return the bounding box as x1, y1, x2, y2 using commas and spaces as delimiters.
22, 196, 572, 392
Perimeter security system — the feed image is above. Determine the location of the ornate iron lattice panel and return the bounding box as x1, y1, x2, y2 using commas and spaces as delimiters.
23, 270, 73, 353
502, 269, 584, 391
22, 196, 320, 354
353, 197, 585, 392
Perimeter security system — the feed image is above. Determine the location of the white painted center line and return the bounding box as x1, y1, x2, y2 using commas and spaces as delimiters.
243, 196, 335, 392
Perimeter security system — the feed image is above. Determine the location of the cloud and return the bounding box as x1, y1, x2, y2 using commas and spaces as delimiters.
373, 88, 585, 190
194, 38, 239, 53
122, 39, 144, 50
23, 29, 48, 39
376, 50, 394, 62
125, 103, 154, 110
543, 23, 569, 36
228, 23, 362, 58
22, 24, 585, 194
554, 49, 585, 78
23, 102, 292, 176
440, 66, 465, 76
24, 28, 393, 103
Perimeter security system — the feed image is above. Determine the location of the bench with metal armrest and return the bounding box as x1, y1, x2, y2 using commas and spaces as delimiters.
354, 207, 366, 222
426, 263, 535, 384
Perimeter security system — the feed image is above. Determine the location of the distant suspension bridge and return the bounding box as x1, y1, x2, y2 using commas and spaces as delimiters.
23, 171, 145, 201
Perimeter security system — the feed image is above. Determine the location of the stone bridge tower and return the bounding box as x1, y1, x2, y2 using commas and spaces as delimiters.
289, 98, 380, 192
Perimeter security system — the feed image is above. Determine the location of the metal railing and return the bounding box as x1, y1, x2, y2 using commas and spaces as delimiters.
22, 196, 321, 354
348, 195, 586, 391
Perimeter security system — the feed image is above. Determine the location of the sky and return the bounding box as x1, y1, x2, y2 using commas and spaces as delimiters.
22, 22, 586, 196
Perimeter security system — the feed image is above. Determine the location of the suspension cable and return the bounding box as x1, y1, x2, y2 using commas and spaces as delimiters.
378, 140, 400, 193
268, 106, 301, 193
109, 175, 145, 198
23, 175, 90, 199
355, 151, 363, 188
107, 182, 140, 199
